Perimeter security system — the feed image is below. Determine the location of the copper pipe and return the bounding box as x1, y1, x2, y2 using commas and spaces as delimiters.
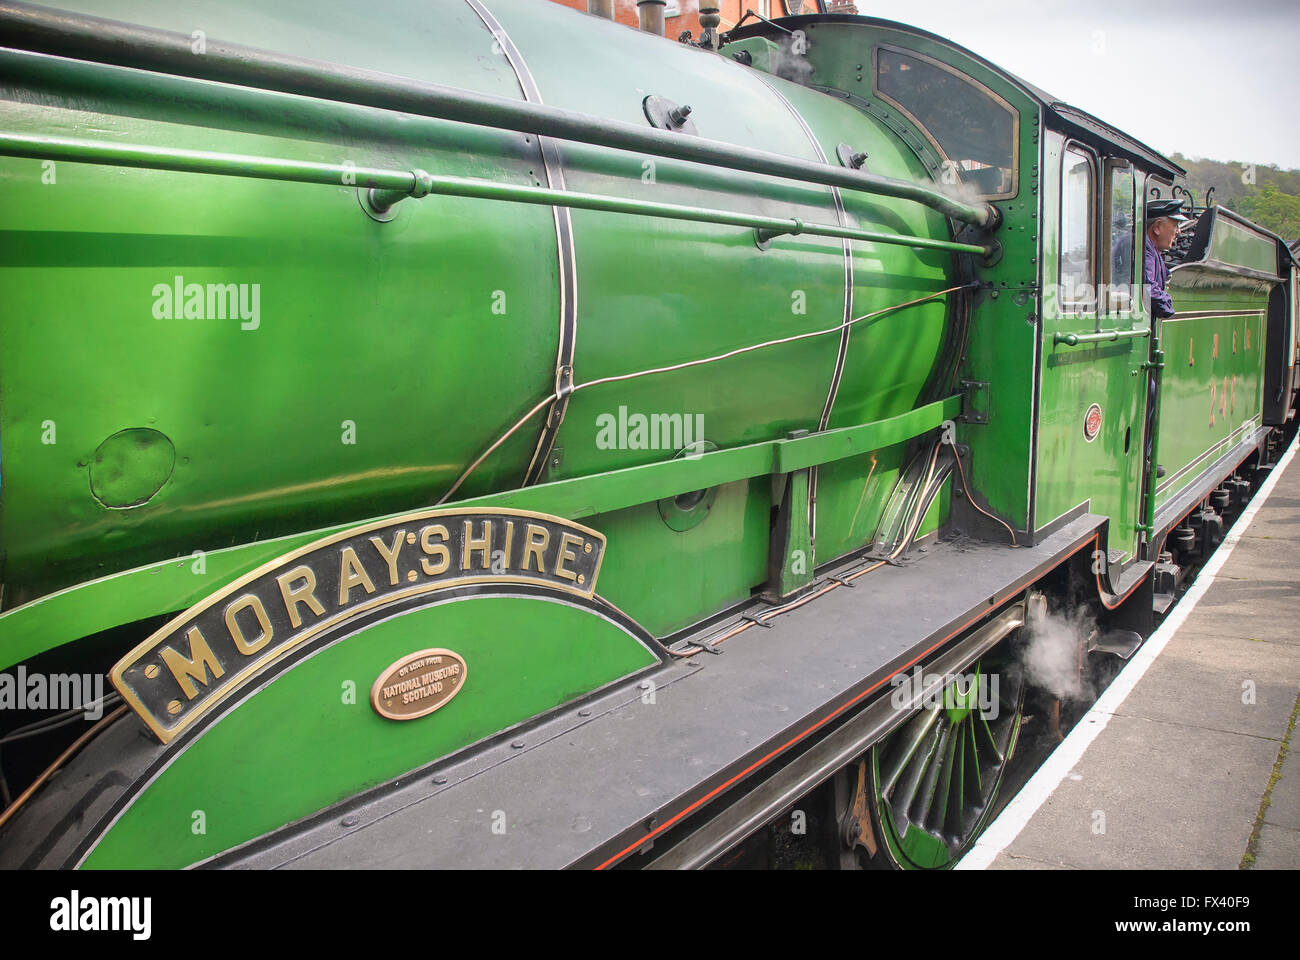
0, 704, 128, 831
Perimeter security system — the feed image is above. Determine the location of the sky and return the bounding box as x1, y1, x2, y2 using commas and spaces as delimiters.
808, 0, 1300, 170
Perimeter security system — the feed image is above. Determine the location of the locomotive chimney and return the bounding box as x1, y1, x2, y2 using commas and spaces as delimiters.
587, 0, 614, 19
636, 0, 666, 36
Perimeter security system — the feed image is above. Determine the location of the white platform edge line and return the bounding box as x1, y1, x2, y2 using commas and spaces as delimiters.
957, 429, 1300, 870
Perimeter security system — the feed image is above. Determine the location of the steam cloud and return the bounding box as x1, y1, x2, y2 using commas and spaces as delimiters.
770, 35, 814, 84
1019, 608, 1096, 702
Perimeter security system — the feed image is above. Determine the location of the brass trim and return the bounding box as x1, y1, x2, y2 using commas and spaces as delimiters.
1161, 310, 1266, 322
110, 507, 606, 744
370, 648, 468, 722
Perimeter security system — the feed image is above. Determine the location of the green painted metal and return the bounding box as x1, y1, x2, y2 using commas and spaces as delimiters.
0, 394, 961, 670
0, 0, 972, 640
1150, 295, 1267, 513
15, 0, 1288, 870
1209, 215, 1278, 276
1034, 131, 1148, 560
773, 19, 1043, 535
1053, 328, 1151, 347
0, 0, 995, 225
81, 594, 658, 868
1138, 345, 1165, 535
592, 478, 771, 638
773, 395, 962, 473
0, 132, 990, 256
0, 131, 418, 192
766, 430, 815, 601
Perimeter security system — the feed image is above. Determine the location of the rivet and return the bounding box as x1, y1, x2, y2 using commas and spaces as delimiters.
433, 776, 448, 785
578, 708, 592, 717
342, 815, 359, 827
511, 740, 525, 749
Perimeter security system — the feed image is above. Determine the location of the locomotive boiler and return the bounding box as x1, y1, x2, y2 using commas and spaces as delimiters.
0, 0, 1295, 870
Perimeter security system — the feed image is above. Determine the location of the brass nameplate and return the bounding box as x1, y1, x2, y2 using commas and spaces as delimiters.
111, 508, 605, 743
371, 648, 467, 721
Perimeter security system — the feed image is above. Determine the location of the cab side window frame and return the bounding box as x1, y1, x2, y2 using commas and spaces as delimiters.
1058, 141, 1099, 322
872, 43, 1020, 201
1101, 159, 1137, 319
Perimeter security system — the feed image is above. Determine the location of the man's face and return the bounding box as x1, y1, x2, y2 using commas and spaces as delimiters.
1149, 216, 1181, 251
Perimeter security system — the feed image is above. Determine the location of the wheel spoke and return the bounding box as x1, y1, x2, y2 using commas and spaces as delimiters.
930, 722, 959, 832
965, 716, 983, 799
880, 707, 941, 797
976, 710, 1002, 768
946, 724, 967, 837
914, 722, 952, 827
890, 721, 942, 829
870, 654, 1028, 869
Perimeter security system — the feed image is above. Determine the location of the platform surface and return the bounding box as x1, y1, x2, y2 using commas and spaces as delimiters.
965, 443, 1300, 871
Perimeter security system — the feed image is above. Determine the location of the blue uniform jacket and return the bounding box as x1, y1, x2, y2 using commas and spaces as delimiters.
1143, 235, 1175, 319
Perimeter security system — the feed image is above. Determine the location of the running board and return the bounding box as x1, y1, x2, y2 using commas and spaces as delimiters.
641, 604, 1027, 869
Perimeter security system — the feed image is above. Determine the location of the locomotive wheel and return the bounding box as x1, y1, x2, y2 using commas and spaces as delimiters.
867, 657, 1025, 869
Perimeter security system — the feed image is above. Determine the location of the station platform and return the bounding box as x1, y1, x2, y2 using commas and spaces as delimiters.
960, 440, 1300, 871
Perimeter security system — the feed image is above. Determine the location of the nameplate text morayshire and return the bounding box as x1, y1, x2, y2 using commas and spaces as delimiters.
110, 509, 605, 743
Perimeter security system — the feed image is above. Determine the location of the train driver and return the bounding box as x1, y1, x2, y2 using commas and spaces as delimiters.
1143, 198, 1192, 319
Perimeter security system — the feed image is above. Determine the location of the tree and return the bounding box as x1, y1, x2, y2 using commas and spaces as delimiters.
1236, 183, 1300, 243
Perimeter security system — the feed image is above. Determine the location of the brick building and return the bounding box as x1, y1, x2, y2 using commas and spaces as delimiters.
547, 1, 858, 40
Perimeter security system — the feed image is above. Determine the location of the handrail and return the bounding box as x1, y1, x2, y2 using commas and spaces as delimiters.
0, 0, 998, 228
1053, 327, 1151, 347
0, 132, 992, 257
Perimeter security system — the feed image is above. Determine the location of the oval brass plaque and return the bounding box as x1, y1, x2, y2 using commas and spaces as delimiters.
370, 648, 468, 721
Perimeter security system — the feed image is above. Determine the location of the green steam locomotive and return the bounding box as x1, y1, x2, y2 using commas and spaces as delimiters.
0, 0, 1296, 870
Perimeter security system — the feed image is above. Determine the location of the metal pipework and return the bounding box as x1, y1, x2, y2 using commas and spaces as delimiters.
0, 131, 417, 192
587, 0, 615, 19
367, 180, 989, 254
0, 132, 992, 258
636, 0, 666, 36
0, 1, 998, 228
1139, 345, 1166, 541
1053, 327, 1152, 346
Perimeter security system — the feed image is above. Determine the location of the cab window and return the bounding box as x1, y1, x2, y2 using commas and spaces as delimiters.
1060, 146, 1096, 315
875, 46, 1018, 199
1104, 162, 1136, 315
